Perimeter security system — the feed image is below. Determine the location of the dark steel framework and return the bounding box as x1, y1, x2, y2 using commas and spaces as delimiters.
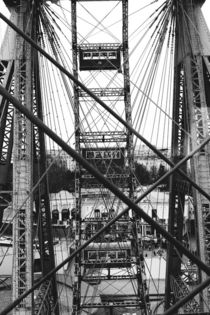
0, 0, 210, 314
71, 0, 147, 314
166, 0, 210, 312
0, 1, 58, 314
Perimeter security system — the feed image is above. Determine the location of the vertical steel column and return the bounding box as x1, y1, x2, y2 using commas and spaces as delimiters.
166, 0, 210, 311
180, 1, 210, 311
0, 61, 14, 226
165, 60, 187, 308
71, 1, 82, 313
70, 0, 148, 313
122, 0, 148, 313
122, 0, 134, 192
12, 1, 33, 313
32, 25, 59, 312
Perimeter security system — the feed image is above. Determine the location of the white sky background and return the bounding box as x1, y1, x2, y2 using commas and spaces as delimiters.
0, 0, 210, 48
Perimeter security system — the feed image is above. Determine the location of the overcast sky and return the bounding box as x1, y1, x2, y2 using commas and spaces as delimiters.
0, 0, 210, 44
0, 1, 210, 30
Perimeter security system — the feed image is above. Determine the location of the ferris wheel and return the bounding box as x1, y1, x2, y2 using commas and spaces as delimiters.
0, 0, 210, 314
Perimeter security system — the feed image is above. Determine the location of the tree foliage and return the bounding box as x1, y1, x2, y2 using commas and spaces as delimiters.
46, 156, 169, 193
134, 162, 169, 189
134, 162, 151, 185
46, 155, 75, 193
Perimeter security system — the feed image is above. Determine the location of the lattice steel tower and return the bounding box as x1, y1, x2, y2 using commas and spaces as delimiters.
166, 0, 210, 313
0, 1, 58, 314
71, 0, 148, 314
1, 0, 210, 314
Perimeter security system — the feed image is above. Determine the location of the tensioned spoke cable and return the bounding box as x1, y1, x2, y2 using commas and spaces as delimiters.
121, 0, 192, 148
51, 1, 119, 44
1, 1, 209, 313
152, 41, 172, 146
87, 0, 166, 42
78, 1, 120, 44
130, 2, 173, 128
45, 2, 179, 148
52, 0, 177, 144
0, 83, 209, 313
0, 5, 204, 197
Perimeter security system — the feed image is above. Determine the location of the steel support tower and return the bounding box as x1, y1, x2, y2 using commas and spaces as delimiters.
71, 0, 148, 314
166, 0, 210, 312
1, 0, 210, 314
0, 1, 59, 313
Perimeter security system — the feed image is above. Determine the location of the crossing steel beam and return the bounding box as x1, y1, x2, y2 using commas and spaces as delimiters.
1, 84, 210, 315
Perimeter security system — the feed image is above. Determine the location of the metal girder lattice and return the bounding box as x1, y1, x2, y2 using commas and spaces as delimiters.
32, 47, 59, 314
166, 0, 210, 312
186, 46, 210, 315
3, 3, 210, 312
170, 275, 200, 313
12, 2, 34, 310
0, 1, 60, 313
71, 1, 82, 313
122, 1, 148, 309
0, 61, 14, 224
165, 62, 188, 308
71, 0, 148, 314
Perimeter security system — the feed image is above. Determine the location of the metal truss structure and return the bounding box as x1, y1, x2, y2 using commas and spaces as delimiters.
0, 0, 210, 314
